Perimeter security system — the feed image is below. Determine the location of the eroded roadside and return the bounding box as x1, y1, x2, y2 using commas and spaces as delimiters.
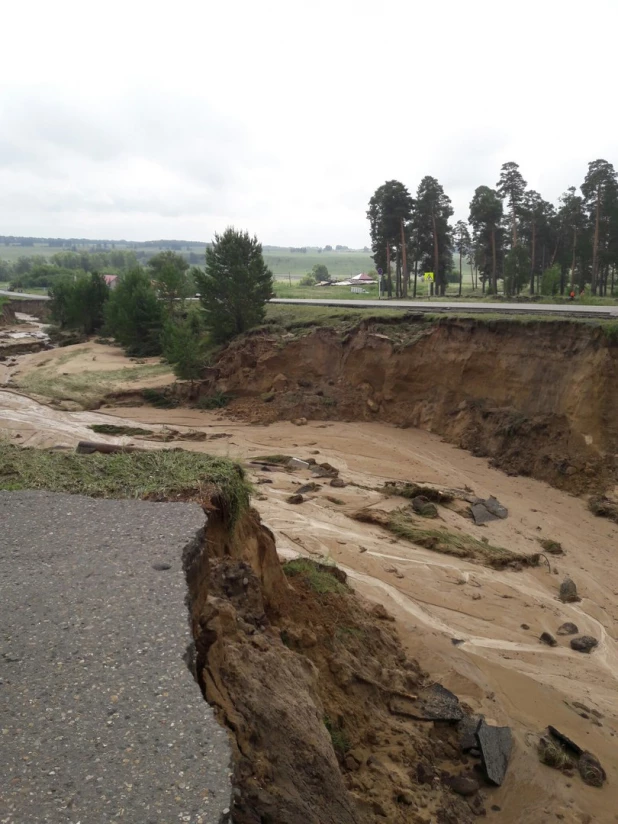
2, 386, 618, 822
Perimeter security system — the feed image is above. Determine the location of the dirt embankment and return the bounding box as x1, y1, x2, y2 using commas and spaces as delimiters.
186, 504, 485, 823
198, 317, 618, 494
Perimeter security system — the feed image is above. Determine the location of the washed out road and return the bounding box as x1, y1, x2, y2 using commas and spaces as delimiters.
0, 491, 231, 823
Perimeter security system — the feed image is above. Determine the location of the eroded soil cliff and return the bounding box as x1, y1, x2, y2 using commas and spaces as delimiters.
200, 316, 618, 494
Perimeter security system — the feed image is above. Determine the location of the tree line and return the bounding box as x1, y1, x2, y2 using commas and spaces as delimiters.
368, 159, 618, 298
49, 230, 273, 384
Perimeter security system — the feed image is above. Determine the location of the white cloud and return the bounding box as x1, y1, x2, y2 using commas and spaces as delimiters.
1, 0, 617, 245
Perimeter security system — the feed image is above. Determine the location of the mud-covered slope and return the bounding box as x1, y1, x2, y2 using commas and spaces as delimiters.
201, 317, 618, 493
185, 506, 482, 823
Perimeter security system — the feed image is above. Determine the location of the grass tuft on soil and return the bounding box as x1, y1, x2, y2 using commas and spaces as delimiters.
88, 424, 154, 436
538, 739, 573, 771
253, 454, 293, 465
353, 507, 538, 568
0, 442, 251, 525
283, 557, 348, 595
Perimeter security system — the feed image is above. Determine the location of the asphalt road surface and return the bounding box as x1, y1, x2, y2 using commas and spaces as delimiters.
270, 297, 618, 318
0, 491, 232, 824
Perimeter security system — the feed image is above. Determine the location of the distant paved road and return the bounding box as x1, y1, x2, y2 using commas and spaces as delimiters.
0, 290, 49, 300
0, 491, 231, 824
270, 297, 618, 318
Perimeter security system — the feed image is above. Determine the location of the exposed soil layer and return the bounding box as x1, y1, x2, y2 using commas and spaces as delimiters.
196, 317, 618, 494
185, 507, 482, 823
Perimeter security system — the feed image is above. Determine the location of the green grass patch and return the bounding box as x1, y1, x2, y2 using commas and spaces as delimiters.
15, 362, 170, 407
88, 424, 154, 436
283, 557, 348, 595
323, 715, 350, 755
0, 442, 251, 525
142, 388, 179, 409
197, 391, 230, 409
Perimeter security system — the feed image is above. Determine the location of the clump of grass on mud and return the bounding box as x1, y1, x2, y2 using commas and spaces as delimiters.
323, 715, 350, 755
16, 362, 171, 407
538, 739, 573, 771
353, 507, 537, 568
253, 454, 293, 465
89, 424, 154, 437
0, 442, 251, 525
283, 557, 348, 595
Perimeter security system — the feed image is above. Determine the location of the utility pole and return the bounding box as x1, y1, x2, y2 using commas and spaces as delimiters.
400, 218, 408, 298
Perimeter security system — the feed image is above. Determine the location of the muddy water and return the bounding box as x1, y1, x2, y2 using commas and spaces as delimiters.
1, 390, 618, 822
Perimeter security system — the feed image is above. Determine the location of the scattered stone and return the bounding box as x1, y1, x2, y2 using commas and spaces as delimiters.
458, 714, 483, 751
152, 562, 171, 571
491, 805, 502, 813
366, 398, 379, 412
444, 775, 480, 797
311, 461, 339, 478
547, 726, 582, 756
556, 622, 578, 636
572, 701, 592, 714
292, 417, 308, 426
288, 457, 310, 470
570, 635, 598, 653
475, 720, 513, 786
412, 496, 439, 518
559, 577, 580, 603
330, 478, 346, 488
177, 429, 207, 441
451, 638, 464, 646
520, 623, 530, 630
287, 494, 304, 505
578, 751, 606, 787
416, 762, 439, 784
359, 546, 368, 553
257, 478, 273, 484
297, 482, 320, 495
540, 632, 558, 647
390, 683, 464, 722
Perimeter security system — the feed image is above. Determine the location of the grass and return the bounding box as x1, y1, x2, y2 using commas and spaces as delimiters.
0, 442, 251, 525
265, 250, 373, 279
15, 362, 171, 407
142, 388, 179, 409
323, 715, 350, 755
538, 739, 573, 771
283, 557, 348, 595
253, 454, 293, 464
353, 507, 538, 569
264, 303, 405, 331
88, 424, 154, 436
197, 391, 230, 409
538, 538, 564, 555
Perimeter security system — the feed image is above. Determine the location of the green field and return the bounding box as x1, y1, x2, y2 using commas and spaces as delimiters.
265, 251, 373, 279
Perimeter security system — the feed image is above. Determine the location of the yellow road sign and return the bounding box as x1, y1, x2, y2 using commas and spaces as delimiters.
423, 272, 434, 281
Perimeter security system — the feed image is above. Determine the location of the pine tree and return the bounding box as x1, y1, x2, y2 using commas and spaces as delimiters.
367, 181, 414, 298
194, 228, 273, 343
105, 267, 164, 356
411, 176, 453, 296
453, 221, 471, 296
469, 186, 503, 293
497, 162, 527, 246
581, 159, 618, 295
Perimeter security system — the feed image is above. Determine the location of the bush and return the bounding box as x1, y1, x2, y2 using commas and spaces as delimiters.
197, 391, 230, 409
105, 267, 165, 356
540, 264, 561, 296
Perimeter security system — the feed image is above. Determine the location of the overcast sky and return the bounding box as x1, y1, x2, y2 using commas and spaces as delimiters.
2, 0, 617, 247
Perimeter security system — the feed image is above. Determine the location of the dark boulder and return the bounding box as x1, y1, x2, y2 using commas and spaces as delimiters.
559, 577, 580, 603
475, 720, 513, 786
540, 632, 558, 647
556, 622, 578, 636
570, 635, 598, 653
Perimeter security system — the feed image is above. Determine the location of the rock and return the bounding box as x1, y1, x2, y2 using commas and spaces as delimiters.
272, 373, 288, 391
287, 494, 304, 505
570, 635, 598, 653
475, 720, 513, 786
556, 622, 578, 636
520, 623, 530, 630
471, 496, 508, 525
366, 398, 379, 412
292, 417, 308, 426
444, 775, 480, 797
412, 496, 439, 518
310, 461, 339, 478
578, 751, 606, 787
390, 683, 464, 722
458, 714, 483, 752
416, 762, 439, 784
330, 478, 346, 488
257, 478, 273, 484
297, 482, 320, 494
540, 632, 558, 647
559, 577, 580, 603
152, 562, 171, 571
547, 726, 582, 756
359, 546, 367, 553
288, 457, 310, 470
370, 603, 395, 621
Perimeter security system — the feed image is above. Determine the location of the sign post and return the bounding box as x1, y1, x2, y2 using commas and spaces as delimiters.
424, 272, 434, 299
377, 268, 383, 300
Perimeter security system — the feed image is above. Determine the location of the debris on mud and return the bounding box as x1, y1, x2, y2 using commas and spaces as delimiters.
540, 631, 558, 647
411, 495, 439, 518
389, 683, 464, 722
382, 480, 455, 504
538, 538, 564, 555
541, 728, 606, 788
287, 493, 304, 504
476, 720, 513, 786
588, 494, 618, 523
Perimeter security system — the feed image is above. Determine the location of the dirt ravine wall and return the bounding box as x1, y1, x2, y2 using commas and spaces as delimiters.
204, 318, 618, 494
